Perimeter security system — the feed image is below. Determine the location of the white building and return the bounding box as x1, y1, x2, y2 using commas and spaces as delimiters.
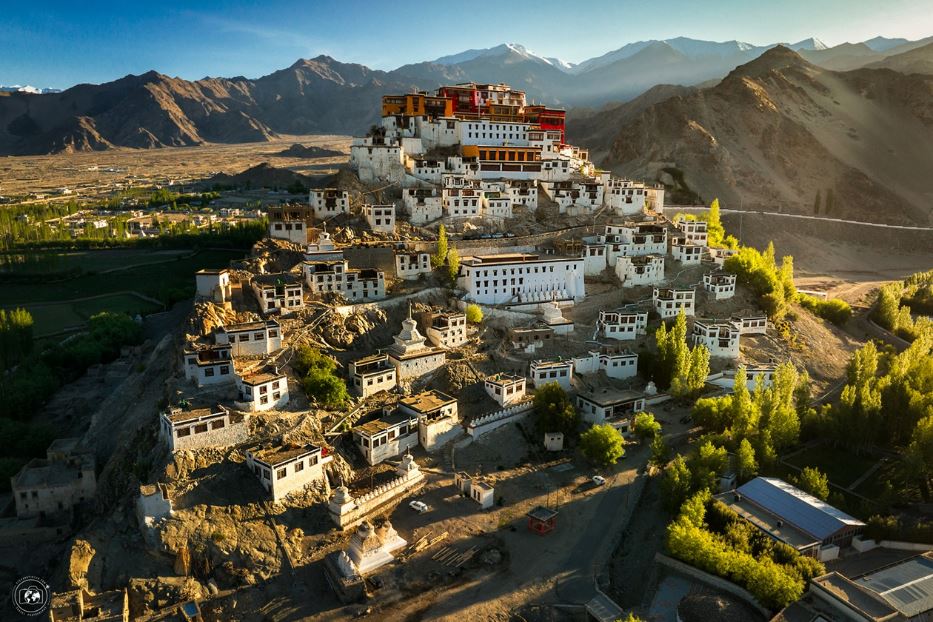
11, 439, 97, 520
506, 179, 538, 210
352, 410, 419, 466
402, 188, 442, 225
304, 229, 343, 262
701, 272, 734, 300
530, 359, 573, 391
454, 473, 495, 509
236, 370, 289, 412
597, 309, 649, 341
398, 390, 460, 451
159, 404, 247, 452
304, 259, 386, 301
484, 373, 527, 406
443, 187, 483, 219
456, 253, 585, 306
349, 354, 398, 398
458, 119, 531, 146
616, 254, 666, 287
251, 273, 304, 315
576, 389, 646, 427
387, 311, 446, 380
604, 178, 647, 216
603, 222, 668, 258
542, 181, 604, 215
710, 247, 739, 266
309, 188, 349, 220
350, 138, 404, 183
653, 287, 696, 318
195, 269, 232, 304
183, 344, 234, 387
673, 215, 709, 246
692, 319, 742, 359
409, 158, 443, 184
732, 315, 768, 335
214, 320, 282, 357
542, 299, 574, 334
363, 204, 395, 234
244, 444, 332, 503
482, 192, 513, 221
424, 312, 468, 349
395, 252, 432, 280
671, 237, 704, 265
572, 349, 639, 380
269, 218, 309, 244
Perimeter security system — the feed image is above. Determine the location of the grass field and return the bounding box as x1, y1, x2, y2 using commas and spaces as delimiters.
784, 444, 878, 489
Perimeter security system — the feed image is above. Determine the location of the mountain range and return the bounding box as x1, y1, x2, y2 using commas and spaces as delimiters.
0, 35, 931, 156
567, 45, 933, 226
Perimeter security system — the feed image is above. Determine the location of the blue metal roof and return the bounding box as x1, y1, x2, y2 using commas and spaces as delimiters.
735, 477, 864, 541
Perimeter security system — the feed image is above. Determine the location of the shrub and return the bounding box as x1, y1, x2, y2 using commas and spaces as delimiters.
633, 412, 662, 442
798, 294, 852, 325
465, 303, 483, 324
579, 424, 625, 467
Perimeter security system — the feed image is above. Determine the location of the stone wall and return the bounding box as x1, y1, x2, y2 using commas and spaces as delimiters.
466, 402, 534, 439
654, 553, 770, 619
328, 457, 425, 530
170, 419, 249, 452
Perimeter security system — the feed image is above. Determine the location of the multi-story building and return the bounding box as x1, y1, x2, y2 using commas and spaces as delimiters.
671, 237, 704, 264
11, 438, 96, 519
251, 273, 304, 314
576, 389, 646, 427
484, 373, 527, 406
530, 359, 573, 390
458, 119, 532, 146
183, 344, 234, 387
424, 312, 468, 349
214, 320, 282, 357
350, 135, 404, 183
653, 287, 696, 318
732, 315, 768, 335
542, 181, 604, 214
352, 410, 419, 465
692, 319, 742, 359
304, 229, 343, 262
505, 179, 538, 209
195, 268, 232, 304
236, 370, 289, 412
409, 158, 444, 184
673, 215, 709, 246
397, 390, 459, 451
303, 259, 386, 301
456, 253, 585, 305
604, 179, 648, 215
616, 255, 666, 287
703, 271, 737, 300
603, 222, 668, 257
597, 309, 649, 341
443, 186, 483, 219
267, 204, 314, 244
402, 188, 442, 225
244, 444, 332, 503
460, 145, 542, 180
309, 188, 349, 220
482, 192, 513, 221
363, 204, 395, 234
395, 252, 432, 280
349, 354, 398, 398
160, 404, 247, 451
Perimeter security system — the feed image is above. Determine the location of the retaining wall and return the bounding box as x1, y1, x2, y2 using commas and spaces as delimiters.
653, 553, 771, 619
329, 470, 425, 530
466, 402, 534, 439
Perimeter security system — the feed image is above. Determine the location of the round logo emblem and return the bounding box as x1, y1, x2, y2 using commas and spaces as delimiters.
10, 576, 50, 617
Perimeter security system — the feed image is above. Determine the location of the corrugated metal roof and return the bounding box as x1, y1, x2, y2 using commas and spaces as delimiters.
857, 553, 933, 618
735, 477, 864, 541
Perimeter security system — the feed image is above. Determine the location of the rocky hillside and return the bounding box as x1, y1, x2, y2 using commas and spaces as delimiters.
569, 46, 933, 226
865, 41, 933, 75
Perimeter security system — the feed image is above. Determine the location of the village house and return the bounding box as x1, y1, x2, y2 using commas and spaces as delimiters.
482, 192, 513, 221
244, 443, 333, 503
703, 271, 737, 300
692, 319, 742, 359
11, 438, 96, 520
236, 369, 289, 412
506, 179, 538, 209
251, 273, 304, 314
484, 373, 527, 406
456, 253, 585, 306
576, 389, 647, 428
603, 222, 668, 258
597, 308, 649, 341
352, 410, 419, 465
455, 472, 495, 509
604, 178, 648, 215
214, 320, 282, 356
309, 188, 349, 220
671, 237, 704, 264
350, 135, 404, 183
195, 268, 232, 304
387, 311, 446, 380
424, 311, 468, 349
509, 324, 555, 352
710, 247, 739, 266
183, 343, 234, 387
615, 254, 666, 287
530, 359, 574, 390
398, 390, 460, 451
443, 186, 483, 219
673, 215, 709, 246
402, 188, 442, 225
49, 588, 129, 622
395, 252, 432, 280
304, 258, 387, 301
159, 404, 248, 451
653, 287, 696, 318
268, 217, 309, 244
349, 354, 398, 398
707, 365, 777, 391
363, 204, 395, 234
732, 314, 768, 334
409, 158, 444, 183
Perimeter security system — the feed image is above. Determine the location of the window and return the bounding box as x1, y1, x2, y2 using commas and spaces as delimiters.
295, 461, 304, 472
194, 423, 208, 434
220, 366, 230, 375
177, 428, 191, 438
277, 469, 287, 480
212, 420, 225, 430
204, 367, 215, 377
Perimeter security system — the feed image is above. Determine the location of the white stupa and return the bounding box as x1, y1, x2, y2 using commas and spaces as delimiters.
541, 298, 574, 334
387, 304, 446, 380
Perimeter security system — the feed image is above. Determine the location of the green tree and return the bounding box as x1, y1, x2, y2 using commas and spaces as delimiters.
795, 466, 830, 500
465, 303, 483, 324
654, 309, 689, 391
906, 414, 933, 501
707, 198, 726, 247
533, 382, 580, 436
661, 455, 693, 511
650, 434, 670, 467
302, 370, 349, 410
432, 224, 448, 268
874, 283, 901, 331
736, 438, 758, 483
447, 246, 460, 284
580, 424, 625, 467
689, 441, 729, 491
633, 412, 662, 442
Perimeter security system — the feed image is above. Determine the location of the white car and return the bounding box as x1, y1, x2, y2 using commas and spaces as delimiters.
591, 475, 606, 486
409, 500, 429, 513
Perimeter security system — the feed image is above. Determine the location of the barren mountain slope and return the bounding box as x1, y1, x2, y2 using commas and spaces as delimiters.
581, 46, 933, 225
865, 41, 933, 75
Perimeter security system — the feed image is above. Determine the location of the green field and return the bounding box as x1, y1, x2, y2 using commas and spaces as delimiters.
0, 248, 193, 276
1, 248, 244, 336
784, 444, 878, 489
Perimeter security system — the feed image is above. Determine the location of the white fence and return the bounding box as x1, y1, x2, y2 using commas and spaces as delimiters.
466, 401, 534, 439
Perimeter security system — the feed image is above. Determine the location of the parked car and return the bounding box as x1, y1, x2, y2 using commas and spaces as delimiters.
408, 500, 429, 513
591, 475, 606, 486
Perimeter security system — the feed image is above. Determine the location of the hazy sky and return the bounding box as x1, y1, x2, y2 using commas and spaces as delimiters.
2, 0, 931, 88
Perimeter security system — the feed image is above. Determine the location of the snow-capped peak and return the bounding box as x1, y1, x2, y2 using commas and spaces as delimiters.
788, 37, 828, 51
0, 84, 61, 94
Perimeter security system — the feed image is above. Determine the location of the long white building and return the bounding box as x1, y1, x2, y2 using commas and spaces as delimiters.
456, 253, 585, 305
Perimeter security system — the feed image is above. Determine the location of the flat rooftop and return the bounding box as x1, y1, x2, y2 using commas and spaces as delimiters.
13, 455, 93, 489
460, 253, 578, 266
486, 373, 524, 386
163, 405, 227, 423
248, 444, 322, 466
854, 552, 933, 618
400, 390, 456, 413
239, 371, 285, 386
252, 272, 303, 286
717, 491, 821, 551
218, 320, 277, 332
577, 389, 645, 407
354, 410, 417, 437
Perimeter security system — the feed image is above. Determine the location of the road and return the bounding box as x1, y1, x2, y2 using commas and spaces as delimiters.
671, 206, 933, 232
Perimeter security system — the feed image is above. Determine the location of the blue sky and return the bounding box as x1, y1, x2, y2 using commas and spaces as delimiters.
2, 0, 931, 89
